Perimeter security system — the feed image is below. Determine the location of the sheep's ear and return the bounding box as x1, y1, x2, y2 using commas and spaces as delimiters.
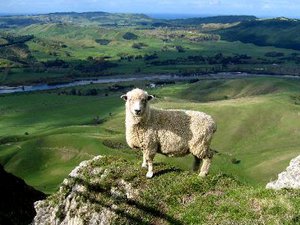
147, 95, 154, 101
120, 94, 127, 101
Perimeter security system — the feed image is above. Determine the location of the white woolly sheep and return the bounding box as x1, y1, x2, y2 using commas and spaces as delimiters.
121, 88, 217, 178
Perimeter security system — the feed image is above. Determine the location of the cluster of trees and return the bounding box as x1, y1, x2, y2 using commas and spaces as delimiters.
118, 53, 159, 62
132, 42, 148, 49
119, 54, 143, 61
0, 34, 34, 47
58, 88, 101, 96
74, 57, 118, 73
144, 53, 158, 61
123, 32, 138, 40
265, 52, 285, 57
95, 39, 111, 45
58, 84, 134, 96
149, 53, 259, 67
26, 57, 118, 75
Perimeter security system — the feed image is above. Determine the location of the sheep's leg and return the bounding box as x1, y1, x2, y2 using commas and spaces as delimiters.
145, 154, 155, 178
199, 158, 211, 177
146, 160, 154, 178
142, 152, 147, 168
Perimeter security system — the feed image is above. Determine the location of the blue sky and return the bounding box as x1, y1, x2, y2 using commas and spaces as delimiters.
1, 0, 299, 18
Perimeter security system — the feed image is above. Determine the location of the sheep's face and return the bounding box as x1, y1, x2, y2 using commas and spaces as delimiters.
121, 88, 154, 117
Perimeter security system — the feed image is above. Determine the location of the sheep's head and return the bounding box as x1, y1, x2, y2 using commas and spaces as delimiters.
121, 88, 154, 118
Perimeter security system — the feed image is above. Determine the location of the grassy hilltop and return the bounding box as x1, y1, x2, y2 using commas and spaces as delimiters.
0, 77, 299, 194
33, 155, 300, 225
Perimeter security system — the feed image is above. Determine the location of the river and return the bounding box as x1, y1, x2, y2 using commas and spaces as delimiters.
0, 73, 299, 94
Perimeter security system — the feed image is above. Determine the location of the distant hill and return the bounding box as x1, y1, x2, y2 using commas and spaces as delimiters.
0, 12, 259, 28
0, 11, 153, 28
217, 18, 300, 50
0, 164, 45, 225
169, 15, 257, 26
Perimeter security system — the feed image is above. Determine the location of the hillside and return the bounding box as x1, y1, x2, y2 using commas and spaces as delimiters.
1, 22, 300, 85
0, 77, 299, 194
0, 32, 35, 67
0, 164, 45, 225
33, 155, 300, 225
217, 18, 300, 50
1, 13, 300, 85
169, 15, 256, 26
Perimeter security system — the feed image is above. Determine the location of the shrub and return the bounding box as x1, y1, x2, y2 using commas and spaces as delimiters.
132, 42, 148, 49
123, 32, 138, 40
175, 45, 185, 53
265, 52, 285, 57
95, 39, 111, 45
231, 158, 241, 164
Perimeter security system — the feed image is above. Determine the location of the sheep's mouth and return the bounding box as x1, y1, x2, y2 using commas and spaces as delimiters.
133, 112, 143, 117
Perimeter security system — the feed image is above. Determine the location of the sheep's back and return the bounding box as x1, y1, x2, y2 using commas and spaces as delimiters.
151, 109, 216, 156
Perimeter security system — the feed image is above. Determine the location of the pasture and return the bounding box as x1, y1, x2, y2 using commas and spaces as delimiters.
0, 77, 299, 193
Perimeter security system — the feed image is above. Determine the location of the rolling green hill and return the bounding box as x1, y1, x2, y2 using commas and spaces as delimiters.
0, 13, 256, 28
217, 18, 300, 50
0, 12, 153, 28
1, 13, 300, 86
0, 77, 299, 193
1, 21, 300, 86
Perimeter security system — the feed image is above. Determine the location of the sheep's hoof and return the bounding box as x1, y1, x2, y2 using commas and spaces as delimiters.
141, 163, 147, 168
199, 171, 208, 177
146, 171, 154, 178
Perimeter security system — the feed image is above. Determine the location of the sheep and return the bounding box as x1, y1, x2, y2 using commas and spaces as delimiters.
121, 88, 217, 178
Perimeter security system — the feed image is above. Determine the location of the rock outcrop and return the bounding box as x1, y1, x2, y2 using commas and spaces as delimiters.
32, 155, 300, 225
266, 155, 300, 190
0, 164, 46, 225
33, 156, 159, 225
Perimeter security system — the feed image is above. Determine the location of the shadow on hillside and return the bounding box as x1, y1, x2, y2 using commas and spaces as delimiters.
155, 167, 182, 177
70, 177, 184, 225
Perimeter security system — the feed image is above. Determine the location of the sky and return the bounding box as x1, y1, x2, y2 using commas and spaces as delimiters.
1, 0, 300, 18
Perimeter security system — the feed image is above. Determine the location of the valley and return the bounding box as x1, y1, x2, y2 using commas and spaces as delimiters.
0, 77, 299, 193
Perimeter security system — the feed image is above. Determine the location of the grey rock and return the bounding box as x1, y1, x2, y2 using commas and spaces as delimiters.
266, 155, 300, 190
32, 156, 139, 225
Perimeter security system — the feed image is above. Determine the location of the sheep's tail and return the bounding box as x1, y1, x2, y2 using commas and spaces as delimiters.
193, 156, 201, 171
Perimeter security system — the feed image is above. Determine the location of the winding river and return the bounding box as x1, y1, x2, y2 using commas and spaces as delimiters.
0, 73, 298, 94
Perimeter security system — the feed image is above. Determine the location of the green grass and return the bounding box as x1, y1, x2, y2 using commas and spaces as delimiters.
0, 77, 299, 193
218, 18, 300, 50
43, 155, 300, 224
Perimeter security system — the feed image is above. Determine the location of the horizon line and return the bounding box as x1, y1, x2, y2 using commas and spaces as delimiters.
0, 10, 298, 19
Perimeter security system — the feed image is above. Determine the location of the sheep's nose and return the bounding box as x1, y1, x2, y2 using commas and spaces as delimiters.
135, 109, 141, 114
